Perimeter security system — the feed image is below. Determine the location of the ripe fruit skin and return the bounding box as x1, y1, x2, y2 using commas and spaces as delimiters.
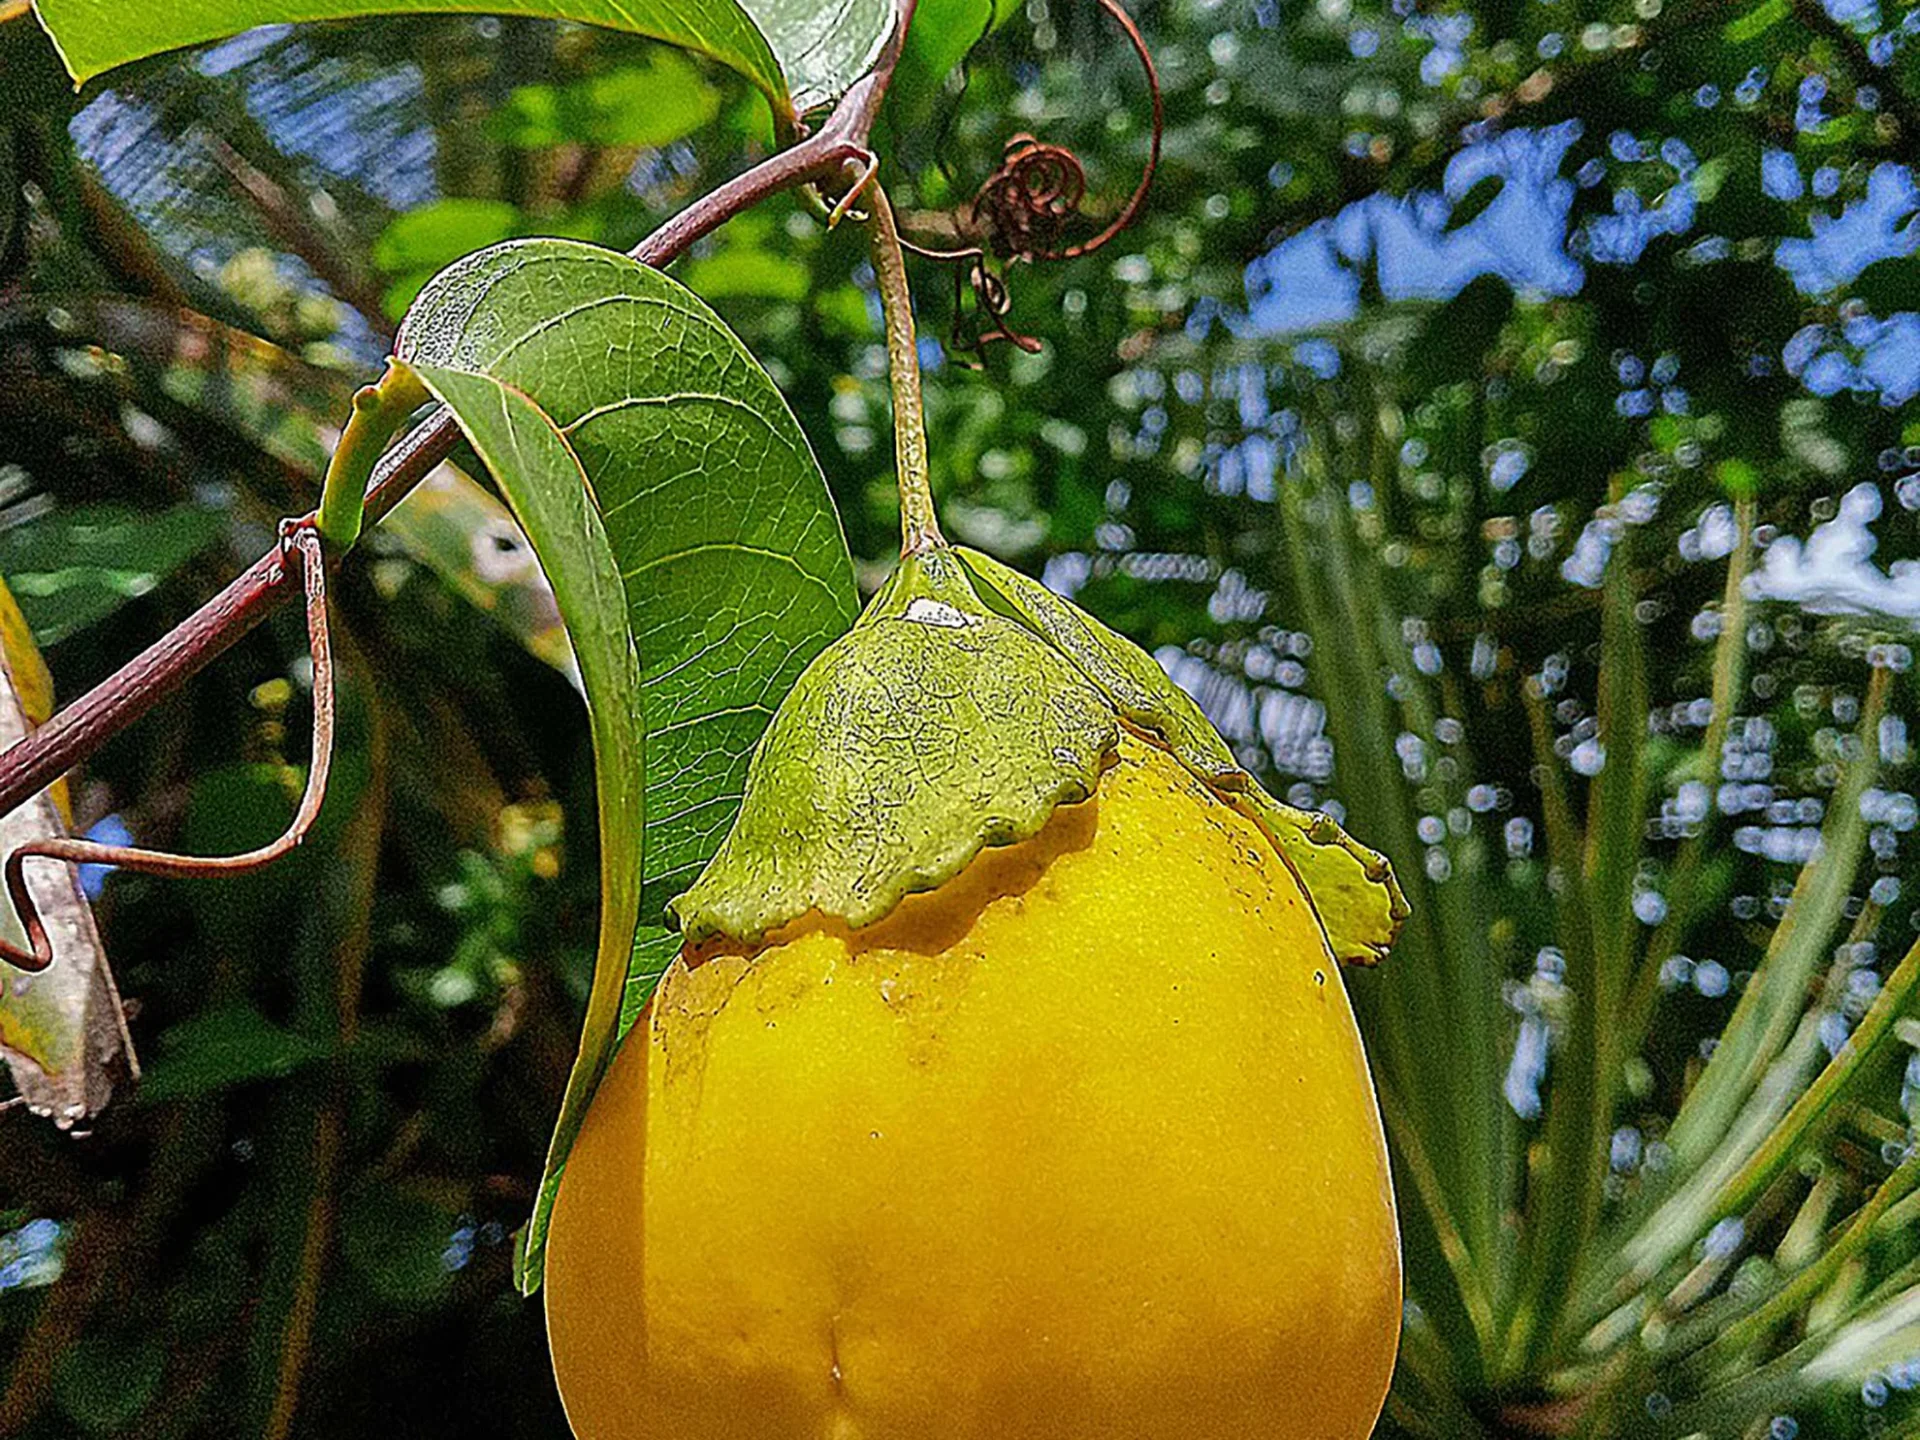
545, 734, 1400, 1439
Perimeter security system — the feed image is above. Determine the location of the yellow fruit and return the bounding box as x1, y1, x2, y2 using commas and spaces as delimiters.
546, 731, 1400, 1439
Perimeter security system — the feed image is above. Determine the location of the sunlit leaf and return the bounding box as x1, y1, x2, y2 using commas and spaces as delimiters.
491, 50, 721, 149
680, 245, 811, 301
372, 198, 521, 278
34, 0, 894, 121
1723, 0, 1790, 44
896, 0, 1018, 108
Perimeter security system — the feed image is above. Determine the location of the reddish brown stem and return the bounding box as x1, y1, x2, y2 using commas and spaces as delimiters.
0, 524, 335, 971
0, 28, 909, 827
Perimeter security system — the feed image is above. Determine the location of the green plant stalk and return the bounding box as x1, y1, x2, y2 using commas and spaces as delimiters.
1506, 500, 1654, 1369
1707, 920, 1920, 1222
1835, 1231, 1920, 1334
1374, 1076, 1501, 1358
1276, 436, 1500, 1390
1584, 494, 1652, 1009
1773, 1139, 1844, 1275
1339, 471, 1510, 1218
1872, 1180, 1920, 1243
1663, 664, 1890, 1173
1346, 389, 1512, 1287
1621, 493, 1754, 1053
861, 180, 943, 557
1595, 914, 1872, 1315
1531, 498, 1652, 1364
1698, 1146, 1920, 1373
1504, 663, 1605, 1378
1627, 919, 1885, 1344
1599, 916, 1920, 1326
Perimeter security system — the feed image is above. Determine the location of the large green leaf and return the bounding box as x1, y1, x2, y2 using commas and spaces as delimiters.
395, 236, 857, 1291
394, 364, 645, 1296
32, 0, 891, 120
898, 0, 1017, 94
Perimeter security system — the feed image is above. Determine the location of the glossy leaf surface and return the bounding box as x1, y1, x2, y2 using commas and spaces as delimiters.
33, 0, 892, 121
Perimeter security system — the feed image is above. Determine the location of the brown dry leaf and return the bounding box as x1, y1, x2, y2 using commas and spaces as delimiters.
0, 576, 136, 1123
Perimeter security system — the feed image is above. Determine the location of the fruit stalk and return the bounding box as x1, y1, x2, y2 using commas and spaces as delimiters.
863, 181, 945, 557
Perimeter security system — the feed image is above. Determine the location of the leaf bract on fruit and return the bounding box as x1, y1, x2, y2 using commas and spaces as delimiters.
674, 546, 1118, 946
678, 539, 1408, 971
960, 545, 1409, 967
392, 236, 856, 1293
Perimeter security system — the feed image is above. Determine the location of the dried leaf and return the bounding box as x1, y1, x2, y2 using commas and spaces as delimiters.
0, 576, 136, 1123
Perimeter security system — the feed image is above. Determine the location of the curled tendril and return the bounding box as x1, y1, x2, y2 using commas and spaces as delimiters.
973, 136, 1088, 261
905, 0, 1162, 362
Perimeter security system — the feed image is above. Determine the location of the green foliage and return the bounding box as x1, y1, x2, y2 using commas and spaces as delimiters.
4, 0, 1920, 1436
31, 0, 883, 122
0, 504, 223, 646
490, 50, 721, 150
137, 1004, 329, 1102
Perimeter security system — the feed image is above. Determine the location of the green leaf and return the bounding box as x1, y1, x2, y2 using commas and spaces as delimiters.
54, 1334, 166, 1436
674, 546, 1119, 945
0, 125, 18, 269
897, 0, 1018, 106
340, 1182, 462, 1305
0, 503, 224, 646
33, 0, 893, 121
1443, 174, 1504, 233
383, 463, 577, 681
1723, 0, 1789, 43
491, 51, 721, 149
395, 236, 856, 1291
137, 1004, 327, 1103
372, 199, 521, 277
680, 245, 812, 301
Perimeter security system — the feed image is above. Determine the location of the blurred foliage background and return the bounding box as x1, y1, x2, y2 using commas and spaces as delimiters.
3, 0, 1920, 1434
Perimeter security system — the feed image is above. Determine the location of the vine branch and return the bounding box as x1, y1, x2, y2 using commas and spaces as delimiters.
0, 523, 335, 972
0, 5, 914, 826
